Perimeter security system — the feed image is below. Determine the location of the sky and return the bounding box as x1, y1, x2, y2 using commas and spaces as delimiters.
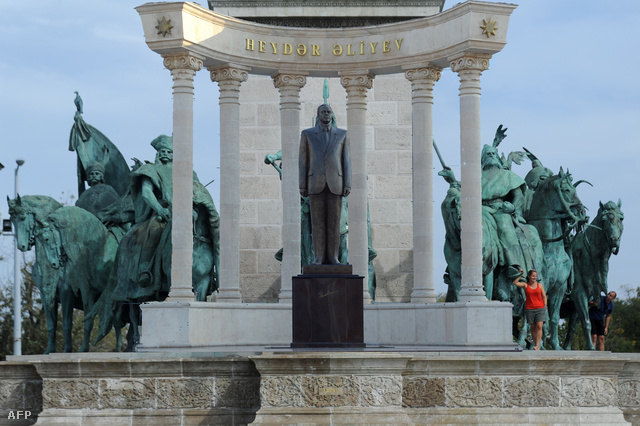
1, 1, 639, 301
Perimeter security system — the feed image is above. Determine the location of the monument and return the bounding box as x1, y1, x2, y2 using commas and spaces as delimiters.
4, 2, 638, 426
293, 103, 363, 348
299, 104, 351, 266
134, 0, 518, 352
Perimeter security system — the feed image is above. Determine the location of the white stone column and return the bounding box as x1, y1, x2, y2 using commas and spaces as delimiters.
450, 55, 491, 302
163, 53, 203, 301
210, 65, 249, 302
273, 73, 307, 302
340, 72, 373, 303
405, 67, 441, 304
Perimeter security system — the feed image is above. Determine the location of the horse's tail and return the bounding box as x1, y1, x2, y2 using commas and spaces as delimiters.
88, 291, 117, 345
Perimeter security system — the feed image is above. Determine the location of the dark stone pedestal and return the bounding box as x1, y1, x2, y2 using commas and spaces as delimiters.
291, 265, 365, 348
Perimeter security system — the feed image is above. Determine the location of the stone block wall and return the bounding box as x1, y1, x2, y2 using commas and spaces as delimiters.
239, 74, 413, 302
0, 362, 41, 425
3, 352, 640, 425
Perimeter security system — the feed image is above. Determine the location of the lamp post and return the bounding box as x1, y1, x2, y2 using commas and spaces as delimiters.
13, 158, 24, 356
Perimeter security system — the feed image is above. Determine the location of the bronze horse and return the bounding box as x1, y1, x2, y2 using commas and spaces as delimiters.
9, 195, 119, 353
525, 169, 589, 350
563, 200, 624, 350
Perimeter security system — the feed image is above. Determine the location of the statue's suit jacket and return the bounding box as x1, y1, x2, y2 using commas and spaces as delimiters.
299, 124, 351, 196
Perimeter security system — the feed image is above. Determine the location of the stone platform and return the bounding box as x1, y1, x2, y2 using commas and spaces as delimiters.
136, 301, 519, 351
3, 351, 639, 425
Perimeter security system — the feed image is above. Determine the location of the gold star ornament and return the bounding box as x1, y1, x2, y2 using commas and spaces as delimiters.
480, 18, 498, 38
156, 17, 173, 37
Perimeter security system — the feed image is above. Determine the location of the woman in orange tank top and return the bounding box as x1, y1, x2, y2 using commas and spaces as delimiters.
513, 268, 547, 350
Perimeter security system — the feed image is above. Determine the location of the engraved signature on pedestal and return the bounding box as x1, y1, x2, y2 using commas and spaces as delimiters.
318, 290, 339, 298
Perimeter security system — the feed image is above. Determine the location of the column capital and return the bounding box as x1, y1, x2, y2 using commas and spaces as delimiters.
449, 54, 491, 74
209, 64, 250, 83
272, 73, 307, 90
162, 52, 204, 72
404, 66, 442, 83
339, 72, 374, 90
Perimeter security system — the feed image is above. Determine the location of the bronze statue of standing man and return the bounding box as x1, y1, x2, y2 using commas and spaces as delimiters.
299, 104, 351, 265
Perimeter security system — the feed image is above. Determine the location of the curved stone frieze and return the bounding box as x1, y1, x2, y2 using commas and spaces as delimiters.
504, 377, 560, 408
359, 376, 403, 407
42, 379, 100, 410
618, 380, 640, 407
403, 377, 446, 408
136, 1, 515, 76
561, 377, 617, 407
446, 377, 502, 407
260, 376, 305, 407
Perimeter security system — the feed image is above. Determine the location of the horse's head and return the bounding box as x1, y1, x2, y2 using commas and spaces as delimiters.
596, 200, 624, 255
8, 195, 36, 251
7, 194, 63, 252
35, 226, 64, 269
529, 168, 588, 230
553, 169, 589, 227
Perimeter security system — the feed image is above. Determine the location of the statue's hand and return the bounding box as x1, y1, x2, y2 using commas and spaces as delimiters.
438, 167, 456, 184
343, 187, 351, 197
507, 151, 527, 167
494, 124, 507, 146
158, 207, 172, 222
501, 201, 515, 214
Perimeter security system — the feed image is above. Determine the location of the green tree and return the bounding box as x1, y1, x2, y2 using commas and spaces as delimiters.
607, 286, 640, 353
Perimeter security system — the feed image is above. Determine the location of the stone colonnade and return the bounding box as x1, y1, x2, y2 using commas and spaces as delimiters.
160, 54, 490, 305
135, 0, 516, 307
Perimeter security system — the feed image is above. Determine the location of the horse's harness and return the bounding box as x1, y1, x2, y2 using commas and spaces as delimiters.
529, 176, 585, 243
24, 212, 67, 269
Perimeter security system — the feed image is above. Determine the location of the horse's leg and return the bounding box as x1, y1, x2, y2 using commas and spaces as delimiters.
563, 308, 579, 350
193, 241, 213, 302
79, 293, 99, 353
43, 298, 58, 354
129, 303, 141, 349
60, 288, 75, 353
125, 317, 135, 352
114, 305, 124, 352
575, 297, 595, 350
546, 289, 564, 350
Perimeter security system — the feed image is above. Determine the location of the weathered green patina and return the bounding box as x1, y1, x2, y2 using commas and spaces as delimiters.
69, 92, 130, 198
93, 135, 219, 348
8, 195, 124, 353
437, 126, 616, 350
564, 200, 624, 350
